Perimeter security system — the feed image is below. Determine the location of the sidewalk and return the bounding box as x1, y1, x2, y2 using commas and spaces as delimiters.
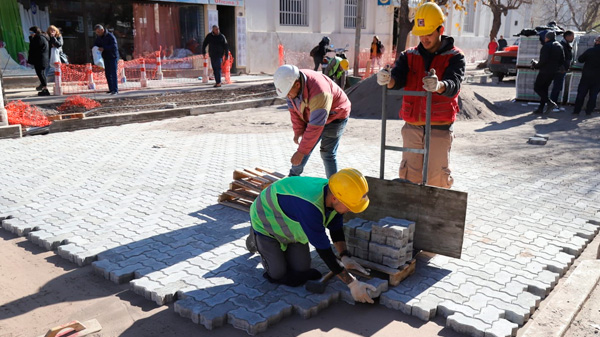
4, 74, 274, 106
0, 81, 599, 336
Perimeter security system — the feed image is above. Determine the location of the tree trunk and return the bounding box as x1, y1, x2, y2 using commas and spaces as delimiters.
489, 7, 503, 40
395, 0, 412, 56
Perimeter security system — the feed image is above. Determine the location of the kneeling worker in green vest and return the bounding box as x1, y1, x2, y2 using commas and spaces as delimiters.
249, 168, 377, 303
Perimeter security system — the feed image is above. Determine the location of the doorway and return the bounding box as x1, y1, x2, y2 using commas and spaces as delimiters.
217, 5, 236, 72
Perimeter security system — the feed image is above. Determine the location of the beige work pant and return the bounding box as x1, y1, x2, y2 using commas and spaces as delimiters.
399, 123, 454, 188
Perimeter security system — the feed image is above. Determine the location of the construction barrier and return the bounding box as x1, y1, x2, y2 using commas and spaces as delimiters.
54, 61, 62, 96
5, 100, 50, 127
278, 44, 284, 66
223, 52, 235, 85
57, 52, 213, 95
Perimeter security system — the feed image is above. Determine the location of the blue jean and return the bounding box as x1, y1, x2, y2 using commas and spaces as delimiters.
211, 57, 222, 84
289, 118, 348, 178
104, 58, 118, 93
550, 72, 566, 103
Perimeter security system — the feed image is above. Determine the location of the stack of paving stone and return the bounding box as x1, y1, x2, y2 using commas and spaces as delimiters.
343, 216, 415, 269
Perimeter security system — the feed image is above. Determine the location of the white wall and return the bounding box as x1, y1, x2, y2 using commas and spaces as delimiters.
245, 0, 394, 74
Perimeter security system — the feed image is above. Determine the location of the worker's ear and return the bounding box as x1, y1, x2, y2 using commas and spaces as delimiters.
439, 26, 445, 36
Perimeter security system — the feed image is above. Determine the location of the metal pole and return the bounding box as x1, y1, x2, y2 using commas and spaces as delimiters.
422, 92, 432, 186
352, 0, 363, 77
380, 86, 387, 179
0, 74, 7, 126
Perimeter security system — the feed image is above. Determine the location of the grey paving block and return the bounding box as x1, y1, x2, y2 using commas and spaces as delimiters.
447, 312, 491, 337
512, 292, 541, 315
262, 300, 293, 325
380, 290, 413, 315
484, 318, 519, 337
227, 308, 269, 335
437, 300, 479, 318
355, 221, 374, 241
475, 305, 505, 325
194, 300, 238, 330
487, 298, 531, 326
411, 295, 442, 321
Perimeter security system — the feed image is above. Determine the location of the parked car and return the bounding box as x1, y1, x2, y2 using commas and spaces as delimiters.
489, 44, 518, 81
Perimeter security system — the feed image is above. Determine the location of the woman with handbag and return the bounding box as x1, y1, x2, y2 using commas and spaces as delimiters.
47, 25, 68, 65
27, 26, 50, 96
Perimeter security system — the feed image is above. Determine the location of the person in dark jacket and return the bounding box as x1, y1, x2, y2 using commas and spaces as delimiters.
202, 25, 229, 87
550, 30, 574, 104
27, 26, 50, 96
531, 31, 565, 114
94, 24, 119, 95
311, 37, 332, 72
573, 36, 600, 116
498, 35, 508, 51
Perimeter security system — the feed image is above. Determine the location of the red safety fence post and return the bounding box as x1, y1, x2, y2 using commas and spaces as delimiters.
202, 55, 209, 83
120, 67, 127, 84
140, 60, 148, 87
53, 62, 62, 96
278, 44, 284, 66
86, 63, 96, 90
223, 51, 234, 85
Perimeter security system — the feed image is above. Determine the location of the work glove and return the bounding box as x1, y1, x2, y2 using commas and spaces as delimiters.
348, 280, 377, 304
341, 256, 370, 275
376, 67, 391, 86
422, 69, 442, 92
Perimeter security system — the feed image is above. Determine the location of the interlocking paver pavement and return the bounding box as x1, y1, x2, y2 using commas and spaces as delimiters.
1, 108, 599, 336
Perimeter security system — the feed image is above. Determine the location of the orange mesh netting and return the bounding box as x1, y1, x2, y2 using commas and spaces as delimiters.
5, 100, 50, 127
57, 95, 101, 112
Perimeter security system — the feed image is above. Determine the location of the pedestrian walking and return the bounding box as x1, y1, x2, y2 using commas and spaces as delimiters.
47, 25, 68, 65
247, 168, 376, 303
93, 24, 119, 95
324, 56, 349, 89
550, 31, 574, 105
376, 2, 465, 189
370, 36, 384, 71
487, 37, 498, 66
273, 64, 351, 178
202, 25, 229, 88
27, 26, 50, 96
309, 37, 332, 72
531, 31, 565, 114
498, 35, 508, 51
572, 36, 600, 116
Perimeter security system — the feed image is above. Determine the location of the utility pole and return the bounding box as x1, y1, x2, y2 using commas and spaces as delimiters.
353, 0, 363, 77
0, 73, 7, 126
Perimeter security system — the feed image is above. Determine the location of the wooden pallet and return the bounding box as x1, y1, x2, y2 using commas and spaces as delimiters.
352, 257, 416, 286
47, 113, 85, 121
218, 167, 285, 212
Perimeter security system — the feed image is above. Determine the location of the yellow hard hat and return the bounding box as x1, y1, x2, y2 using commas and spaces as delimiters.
329, 168, 370, 213
412, 2, 445, 36
339, 59, 349, 71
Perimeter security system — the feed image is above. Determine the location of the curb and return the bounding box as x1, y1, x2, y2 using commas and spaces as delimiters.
47, 97, 285, 134
520, 259, 600, 337
0, 124, 22, 139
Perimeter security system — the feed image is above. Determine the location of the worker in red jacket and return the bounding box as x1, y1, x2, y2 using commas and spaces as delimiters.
273, 64, 351, 178
376, 2, 465, 188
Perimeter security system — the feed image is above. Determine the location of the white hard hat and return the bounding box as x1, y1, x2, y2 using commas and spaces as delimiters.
274, 65, 300, 97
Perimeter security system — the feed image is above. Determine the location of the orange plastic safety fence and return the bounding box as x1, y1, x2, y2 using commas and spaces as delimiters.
57, 95, 101, 112
5, 100, 50, 127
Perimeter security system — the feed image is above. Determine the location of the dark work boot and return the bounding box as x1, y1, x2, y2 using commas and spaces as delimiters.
246, 228, 257, 254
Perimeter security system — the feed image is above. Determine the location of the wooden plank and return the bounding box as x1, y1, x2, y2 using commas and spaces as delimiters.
230, 179, 263, 193
244, 168, 279, 183
223, 189, 258, 202
352, 257, 416, 286
233, 170, 271, 184
255, 167, 286, 179
389, 258, 416, 286
219, 200, 251, 213
345, 176, 467, 259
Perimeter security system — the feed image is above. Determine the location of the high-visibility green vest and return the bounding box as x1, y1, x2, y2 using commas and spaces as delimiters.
250, 177, 339, 251
328, 57, 344, 79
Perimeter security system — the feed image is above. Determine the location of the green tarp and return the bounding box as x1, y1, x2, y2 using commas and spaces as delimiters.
0, 0, 28, 63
